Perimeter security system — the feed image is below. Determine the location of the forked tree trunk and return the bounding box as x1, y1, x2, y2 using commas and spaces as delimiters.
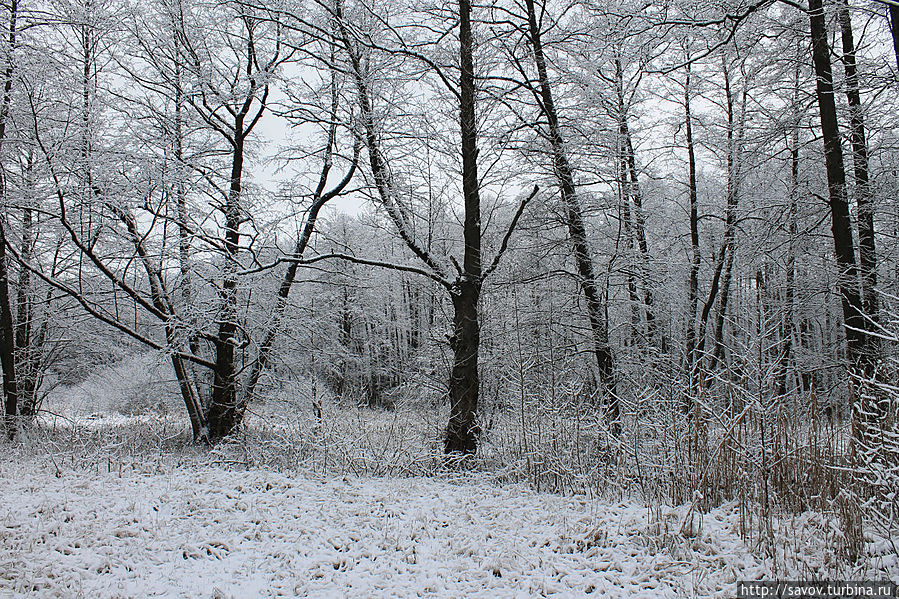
335, 0, 532, 453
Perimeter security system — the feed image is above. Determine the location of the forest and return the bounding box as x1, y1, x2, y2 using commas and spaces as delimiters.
0, 0, 898, 594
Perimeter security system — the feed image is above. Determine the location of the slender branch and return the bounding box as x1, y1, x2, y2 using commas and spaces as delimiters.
294, 252, 451, 287
5, 241, 215, 370
483, 185, 538, 279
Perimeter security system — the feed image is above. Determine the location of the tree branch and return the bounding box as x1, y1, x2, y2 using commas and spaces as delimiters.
483, 185, 538, 279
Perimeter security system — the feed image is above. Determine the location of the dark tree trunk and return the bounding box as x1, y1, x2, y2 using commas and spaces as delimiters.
808, 0, 879, 440
838, 0, 879, 332
0, 221, 17, 438
684, 60, 701, 402
446, 279, 481, 453
167, 11, 274, 442
0, 0, 18, 438
335, 0, 476, 448
889, 3, 899, 75
445, 0, 484, 453
207, 132, 245, 442
524, 0, 618, 429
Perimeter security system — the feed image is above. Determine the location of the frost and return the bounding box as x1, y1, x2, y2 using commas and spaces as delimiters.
2, 456, 781, 598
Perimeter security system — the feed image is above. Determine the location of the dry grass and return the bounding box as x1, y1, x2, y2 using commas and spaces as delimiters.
16, 353, 898, 579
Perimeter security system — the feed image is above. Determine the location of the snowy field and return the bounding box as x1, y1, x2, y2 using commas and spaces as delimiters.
3, 366, 896, 598
2, 452, 774, 598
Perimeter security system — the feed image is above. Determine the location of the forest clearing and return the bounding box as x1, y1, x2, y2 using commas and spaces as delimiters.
1, 0, 898, 595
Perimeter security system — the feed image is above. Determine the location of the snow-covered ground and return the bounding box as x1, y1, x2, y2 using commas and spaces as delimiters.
1, 454, 777, 599
5, 385, 896, 597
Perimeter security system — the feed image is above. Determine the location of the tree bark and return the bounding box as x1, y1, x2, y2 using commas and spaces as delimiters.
207, 131, 244, 441
615, 58, 656, 344
808, 0, 879, 441
445, 0, 483, 453
524, 0, 618, 429
0, 0, 19, 438
446, 278, 481, 453
684, 59, 701, 403
0, 221, 17, 438
838, 0, 879, 332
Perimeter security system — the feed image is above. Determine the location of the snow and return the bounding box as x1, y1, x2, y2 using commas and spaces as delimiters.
0, 454, 772, 598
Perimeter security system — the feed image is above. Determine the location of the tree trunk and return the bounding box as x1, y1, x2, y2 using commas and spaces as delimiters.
889, 3, 899, 75
0, 220, 17, 438
445, 0, 483, 453
207, 132, 244, 441
335, 0, 477, 448
838, 0, 879, 331
684, 59, 701, 403
446, 279, 481, 453
524, 0, 618, 429
615, 58, 656, 343
808, 0, 878, 440
0, 0, 18, 438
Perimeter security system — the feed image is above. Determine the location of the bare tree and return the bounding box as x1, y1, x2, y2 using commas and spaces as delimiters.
807, 0, 882, 443
0, 0, 19, 437
505, 0, 620, 430
320, 0, 537, 453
